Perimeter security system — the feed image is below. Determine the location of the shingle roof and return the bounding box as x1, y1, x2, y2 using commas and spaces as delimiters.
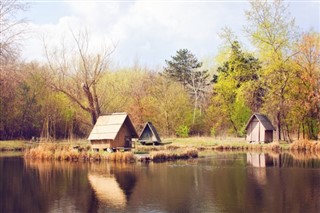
88, 113, 138, 140
245, 113, 276, 131
139, 122, 161, 142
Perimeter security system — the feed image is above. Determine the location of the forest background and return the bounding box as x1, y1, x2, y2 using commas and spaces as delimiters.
1, 0, 319, 142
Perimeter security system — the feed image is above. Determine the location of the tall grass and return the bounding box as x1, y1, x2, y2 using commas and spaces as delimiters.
24, 143, 135, 162
290, 140, 320, 151
23, 139, 320, 163
150, 148, 198, 162
25, 143, 198, 163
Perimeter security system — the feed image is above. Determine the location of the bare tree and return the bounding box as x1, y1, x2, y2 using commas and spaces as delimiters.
44, 29, 115, 125
0, 0, 28, 65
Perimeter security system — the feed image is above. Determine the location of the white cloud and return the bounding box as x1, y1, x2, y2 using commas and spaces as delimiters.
22, 1, 247, 67
20, 1, 319, 68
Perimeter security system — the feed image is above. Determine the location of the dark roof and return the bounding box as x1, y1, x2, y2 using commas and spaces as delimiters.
88, 113, 138, 140
245, 113, 276, 131
139, 122, 161, 142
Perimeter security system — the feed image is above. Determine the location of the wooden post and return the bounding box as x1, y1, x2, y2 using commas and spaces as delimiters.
258, 122, 260, 143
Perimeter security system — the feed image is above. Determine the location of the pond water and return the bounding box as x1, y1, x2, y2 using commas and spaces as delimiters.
1, 152, 320, 213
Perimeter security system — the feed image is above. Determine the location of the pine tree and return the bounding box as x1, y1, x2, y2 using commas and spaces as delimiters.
163, 49, 210, 126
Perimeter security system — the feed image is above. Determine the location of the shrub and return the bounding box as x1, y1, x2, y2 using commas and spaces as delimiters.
210, 127, 216, 137
175, 125, 190, 138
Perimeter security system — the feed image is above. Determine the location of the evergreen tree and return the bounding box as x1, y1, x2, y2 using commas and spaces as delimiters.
163, 49, 210, 127
210, 41, 262, 136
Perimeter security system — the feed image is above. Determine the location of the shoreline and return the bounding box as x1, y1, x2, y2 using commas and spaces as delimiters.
2, 138, 320, 162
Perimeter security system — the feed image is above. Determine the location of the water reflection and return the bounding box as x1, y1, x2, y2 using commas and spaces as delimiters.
24, 160, 94, 212
247, 152, 266, 167
0, 158, 93, 212
247, 152, 281, 167
88, 163, 137, 210
0, 154, 319, 213
246, 151, 320, 168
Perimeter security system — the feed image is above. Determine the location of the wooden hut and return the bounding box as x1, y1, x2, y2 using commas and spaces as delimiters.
88, 113, 138, 151
245, 114, 275, 143
139, 122, 161, 145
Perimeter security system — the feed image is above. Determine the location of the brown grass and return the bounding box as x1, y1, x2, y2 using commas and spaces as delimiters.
290, 140, 320, 151
24, 143, 135, 162
150, 148, 198, 162
24, 139, 320, 163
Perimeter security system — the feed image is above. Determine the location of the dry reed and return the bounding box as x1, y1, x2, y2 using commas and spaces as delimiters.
150, 148, 198, 162
290, 140, 320, 151
24, 143, 135, 162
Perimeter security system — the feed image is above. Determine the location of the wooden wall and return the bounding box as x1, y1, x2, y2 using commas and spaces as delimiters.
114, 122, 132, 148
91, 139, 112, 150
246, 117, 273, 143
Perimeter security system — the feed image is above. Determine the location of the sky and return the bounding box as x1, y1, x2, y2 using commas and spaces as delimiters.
20, 0, 320, 69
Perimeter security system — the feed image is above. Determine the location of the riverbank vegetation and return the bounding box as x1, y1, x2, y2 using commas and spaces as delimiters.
0, 140, 36, 151
1, 0, 319, 143
19, 137, 320, 163
23, 142, 199, 162
24, 143, 136, 162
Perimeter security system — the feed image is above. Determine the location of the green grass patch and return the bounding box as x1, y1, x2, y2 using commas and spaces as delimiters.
134, 151, 149, 154
0, 151, 24, 158
0, 140, 31, 151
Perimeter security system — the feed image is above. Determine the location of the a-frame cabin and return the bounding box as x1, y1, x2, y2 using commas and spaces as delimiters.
139, 122, 161, 145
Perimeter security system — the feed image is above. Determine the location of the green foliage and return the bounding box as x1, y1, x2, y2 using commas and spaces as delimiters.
210, 128, 216, 137
149, 76, 193, 136
210, 41, 260, 136
1, 1, 318, 142
232, 98, 251, 137
163, 49, 203, 86
97, 69, 193, 136
175, 125, 190, 138
163, 49, 211, 133
245, 0, 298, 141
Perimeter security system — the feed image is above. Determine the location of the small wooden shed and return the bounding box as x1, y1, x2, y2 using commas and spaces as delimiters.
139, 122, 161, 145
245, 114, 275, 143
88, 113, 138, 151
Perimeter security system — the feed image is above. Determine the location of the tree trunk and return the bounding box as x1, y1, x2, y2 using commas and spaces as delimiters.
164, 110, 169, 136
277, 112, 281, 141
83, 83, 97, 125
92, 83, 101, 116
193, 92, 198, 125
286, 124, 291, 143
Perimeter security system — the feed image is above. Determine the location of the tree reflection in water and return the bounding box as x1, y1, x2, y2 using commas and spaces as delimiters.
0, 154, 319, 213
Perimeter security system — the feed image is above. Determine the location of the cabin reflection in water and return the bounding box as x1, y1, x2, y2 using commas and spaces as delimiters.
247, 152, 280, 167
87, 163, 137, 209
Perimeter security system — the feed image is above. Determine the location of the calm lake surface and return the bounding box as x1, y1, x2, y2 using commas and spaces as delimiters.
1, 152, 320, 213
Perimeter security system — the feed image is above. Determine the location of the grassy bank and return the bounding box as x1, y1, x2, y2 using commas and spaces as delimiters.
24, 143, 199, 162
0, 139, 89, 152
4, 137, 320, 162
149, 137, 319, 152
0, 140, 36, 151
24, 143, 135, 162
136, 137, 286, 152
150, 148, 198, 162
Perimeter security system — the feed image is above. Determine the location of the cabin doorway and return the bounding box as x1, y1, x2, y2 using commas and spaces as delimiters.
125, 136, 131, 148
